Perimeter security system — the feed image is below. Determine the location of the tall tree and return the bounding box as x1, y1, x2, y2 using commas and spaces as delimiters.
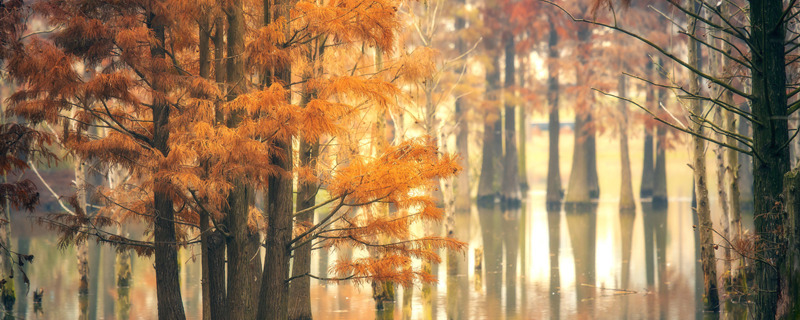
545, 20, 562, 207
501, 32, 522, 206
686, 1, 719, 310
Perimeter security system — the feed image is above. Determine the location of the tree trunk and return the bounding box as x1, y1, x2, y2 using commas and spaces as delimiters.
565, 22, 595, 205
618, 73, 635, 210
198, 14, 213, 320
717, 2, 740, 278
288, 138, 318, 320
501, 33, 521, 207
517, 56, 528, 193
738, 102, 754, 208
257, 0, 294, 317
149, 9, 186, 319
708, 16, 733, 291
652, 63, 668, 207
288, 49, 321, 318
640, 60, 655, 199
545, 21, 562, 206
750, 1, 790, 318
74, 158, 90, 295
225, 2, 261, 319
565, 111, 591, 205
687, 4, 719, 311
0, 174, 14, 311
477, 37, 502, 206
779, 169, 800, 319
586, 113, 600, 199
453, 0, 470, 211
206, 15, 228, 320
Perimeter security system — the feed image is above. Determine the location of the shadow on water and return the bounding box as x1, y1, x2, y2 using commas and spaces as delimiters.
477, 204, 503, 318
502, 205, 520, 317
547, 203, 561, 320
11, 195, 752, 319
565, 203, 597, 320
641, 201, 670, 320
445, 209, 470, 320
618, 206, 634, 320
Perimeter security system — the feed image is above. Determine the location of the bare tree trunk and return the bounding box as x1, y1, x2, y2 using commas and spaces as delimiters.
545, 21, 562, 207
687, 3, 719, 311
566, 21, 595, 205
74, 159, 90, 295
453, 0, 470, 211
1, 175, 15, 311
618, 73, 634, 210
708, 15, 733, 292
640, 60, 655, 199
652, 59, 668, 207
501, 33, 521, 207
517, 56, 528, 193
477, 37, 502, 206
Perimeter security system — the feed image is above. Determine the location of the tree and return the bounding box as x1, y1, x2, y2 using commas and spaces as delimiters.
566, 0, 798, 317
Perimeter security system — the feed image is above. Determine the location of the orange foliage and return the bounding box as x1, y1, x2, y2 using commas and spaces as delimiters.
6, 0, 465, 289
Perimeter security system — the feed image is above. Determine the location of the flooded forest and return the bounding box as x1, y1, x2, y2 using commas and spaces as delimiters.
2, 0, 800, 319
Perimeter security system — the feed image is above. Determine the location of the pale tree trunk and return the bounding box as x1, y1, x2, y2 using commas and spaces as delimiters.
501, 32, 521, 207
368, 49, 397, 312
545, 20, 562, 207
0, 174, 14, 311
75, 157, 90, 296
709, 16, 732, 291
618, 73, 634, 210
687, 3, 719, 311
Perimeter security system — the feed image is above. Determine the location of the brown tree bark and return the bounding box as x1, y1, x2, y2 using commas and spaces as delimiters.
750, 1, 790, 318
257, 0, 294, 317
149, 8, 186, 319
288, 43, 322, 319
225, 2, 260, 319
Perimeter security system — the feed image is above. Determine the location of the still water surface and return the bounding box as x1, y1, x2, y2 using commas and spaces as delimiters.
7, 192, 749, 319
